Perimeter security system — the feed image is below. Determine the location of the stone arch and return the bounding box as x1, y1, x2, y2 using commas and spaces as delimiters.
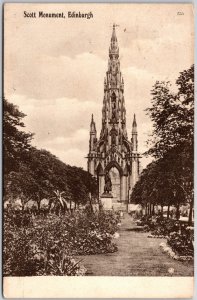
105, 162, 122, 202
105, 161, 123, 176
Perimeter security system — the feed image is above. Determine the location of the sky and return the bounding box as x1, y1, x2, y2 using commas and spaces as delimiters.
4, 3, 194, 170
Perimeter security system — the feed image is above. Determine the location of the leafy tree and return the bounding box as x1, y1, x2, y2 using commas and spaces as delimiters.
163, 143, 194, 223
3, 97, 33, 174
5, 165, 39, 210
135, 65, 194, 222
145, 65, 194, 158
4, 99, 99, 211
131, 157, 186, 219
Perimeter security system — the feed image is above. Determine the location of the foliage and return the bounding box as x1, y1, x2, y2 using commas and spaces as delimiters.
136, 214, 194, 258
3, 209, 119, 276
4, 145, 98, 211
145, 65, 194, 157
167, 228, 194, 257
131, 150, 191, 214
4, 98, 98, 209
131, 65, 194, 222
137, 215, 181, 236
3, 222, 86, 276
3, 97, 33, 175
150, 218, 180, 237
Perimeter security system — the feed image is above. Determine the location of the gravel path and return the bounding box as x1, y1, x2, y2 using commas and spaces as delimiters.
78, 213, 194, 276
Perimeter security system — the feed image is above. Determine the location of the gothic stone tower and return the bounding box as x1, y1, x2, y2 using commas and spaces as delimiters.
87, 25, 141, 209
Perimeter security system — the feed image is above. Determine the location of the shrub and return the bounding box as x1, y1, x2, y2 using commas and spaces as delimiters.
136, 214, 194, 259
137, 215, 182, 237
167, 228, 194, 257
3, 208, 119, 276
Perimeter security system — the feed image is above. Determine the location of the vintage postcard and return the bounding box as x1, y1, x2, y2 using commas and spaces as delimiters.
3, 3, 194, 298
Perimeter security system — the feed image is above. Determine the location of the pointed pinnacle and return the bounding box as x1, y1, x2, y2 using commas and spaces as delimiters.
111, 23, 117, 42
133, 113, 136, 123
132, 114, 137, 129
90, 114, 96, 132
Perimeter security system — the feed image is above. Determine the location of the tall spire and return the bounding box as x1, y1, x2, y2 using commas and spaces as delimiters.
111, 23, 117, 42
89, 114, 97, 154
100, 23, 126, 145
90, 114, 96, 133
132, 114, 137, 134
109, 24, 119, 58
132, 114, 138, 152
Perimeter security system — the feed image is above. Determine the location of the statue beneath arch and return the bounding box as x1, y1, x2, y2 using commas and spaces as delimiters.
104, 171, 112, 194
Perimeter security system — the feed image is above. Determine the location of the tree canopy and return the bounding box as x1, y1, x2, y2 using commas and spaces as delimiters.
3, 97, 33, 174
4, 98, 98, 210
131, 65, 194, 222
145, 65, 194, 158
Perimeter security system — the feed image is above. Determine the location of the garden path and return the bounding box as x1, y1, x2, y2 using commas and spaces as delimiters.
78, 213, 194, 276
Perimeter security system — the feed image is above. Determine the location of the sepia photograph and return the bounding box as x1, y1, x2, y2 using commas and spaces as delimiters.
3, 2, 194, 298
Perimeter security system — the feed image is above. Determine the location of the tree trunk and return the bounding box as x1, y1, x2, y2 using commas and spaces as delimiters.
167, 204, 170, 219
48, 198, 53, 213
148, 203, 151, 216
188, 200, 193, 225
152, 204, 155, 215
176, 203, 180, 220
37, 200, 41, 212
161, 205, 163, 216
21, 197, 25, 211
145, 204, 148, 215
147, 203, 149, 215
63, 200, 68, 213
74, 201, 77, 210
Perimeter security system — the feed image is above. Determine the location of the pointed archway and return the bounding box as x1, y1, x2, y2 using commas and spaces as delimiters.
109, 167, 120, 202
105, 161, 123, 202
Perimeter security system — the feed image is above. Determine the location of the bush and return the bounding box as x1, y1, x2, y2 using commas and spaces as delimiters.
4, 209, 33, 228
150, 218, 180, 237
136, 215, 181, 237
3, 209, 119, 276
167, 227, 194, 257
136, 214, 194, 259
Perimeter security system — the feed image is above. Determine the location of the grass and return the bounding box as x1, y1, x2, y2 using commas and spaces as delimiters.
77, 214, 194, 276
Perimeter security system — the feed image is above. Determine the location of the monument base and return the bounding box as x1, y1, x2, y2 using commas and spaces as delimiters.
101, 193, 113, 210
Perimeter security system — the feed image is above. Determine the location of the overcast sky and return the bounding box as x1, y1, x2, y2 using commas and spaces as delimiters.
4, 3, 194, 170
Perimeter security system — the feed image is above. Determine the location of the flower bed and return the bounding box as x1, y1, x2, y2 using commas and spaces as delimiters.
137, 215, 180, 237
160, 241, 193, 261
3, 209, 120, 276
167, 229, 194, 258
136, 215, 194, 260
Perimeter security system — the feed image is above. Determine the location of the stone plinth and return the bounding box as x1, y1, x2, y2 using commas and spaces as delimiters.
112, 202, 128, 212
101, 193, 113, 210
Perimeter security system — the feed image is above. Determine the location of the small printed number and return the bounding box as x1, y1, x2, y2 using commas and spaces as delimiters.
177, 12, 184, 15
